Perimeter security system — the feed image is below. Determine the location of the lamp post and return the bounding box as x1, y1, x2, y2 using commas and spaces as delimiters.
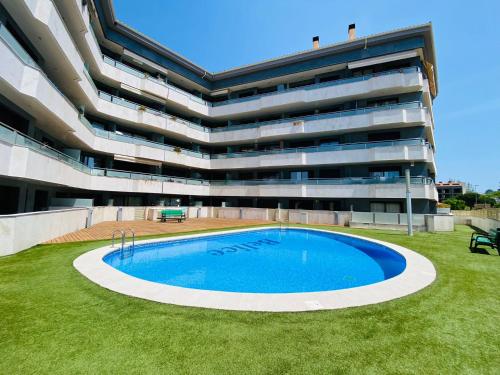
405, 167, 413, 236
474, 184, 479, 207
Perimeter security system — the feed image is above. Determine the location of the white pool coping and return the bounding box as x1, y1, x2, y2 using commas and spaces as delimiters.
73, 227, 436, 312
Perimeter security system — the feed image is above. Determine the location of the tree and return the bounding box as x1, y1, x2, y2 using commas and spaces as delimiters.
454, 193, 497, 208
457, 192, 480, 208
443, 198, 467, 210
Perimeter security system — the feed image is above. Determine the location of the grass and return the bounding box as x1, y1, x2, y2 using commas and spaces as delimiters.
0, 224, 499, 374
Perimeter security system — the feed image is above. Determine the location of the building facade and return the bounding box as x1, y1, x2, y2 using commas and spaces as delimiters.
436, 181, 467, 202
0, 0, 439, 214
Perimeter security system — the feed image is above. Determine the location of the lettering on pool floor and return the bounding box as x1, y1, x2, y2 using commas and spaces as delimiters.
207, 238, 280, 256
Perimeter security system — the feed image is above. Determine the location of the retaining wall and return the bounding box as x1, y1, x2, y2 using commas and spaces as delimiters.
0, 208, 89, 256
454, 216, 500, 233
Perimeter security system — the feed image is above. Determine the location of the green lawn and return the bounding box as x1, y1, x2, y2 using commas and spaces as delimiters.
0, 225, 499, 374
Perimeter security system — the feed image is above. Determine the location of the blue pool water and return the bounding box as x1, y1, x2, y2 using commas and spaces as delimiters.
104, 228, 406, 293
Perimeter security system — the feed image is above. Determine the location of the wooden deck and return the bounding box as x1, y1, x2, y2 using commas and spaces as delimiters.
46, 218, 274, 244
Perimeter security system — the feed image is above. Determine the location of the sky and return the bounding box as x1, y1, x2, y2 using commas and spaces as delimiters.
114, 0, 500, 193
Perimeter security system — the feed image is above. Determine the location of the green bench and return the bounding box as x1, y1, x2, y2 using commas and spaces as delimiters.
159, 209, 186, 223
469, 228, 500, 255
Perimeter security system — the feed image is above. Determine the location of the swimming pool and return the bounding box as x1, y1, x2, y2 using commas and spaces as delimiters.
74, 227, 436, 311
104, 228, 406, 293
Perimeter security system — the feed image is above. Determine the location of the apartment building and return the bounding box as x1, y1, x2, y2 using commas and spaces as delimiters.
436, 181, 467, 202
0, 0, 439, 214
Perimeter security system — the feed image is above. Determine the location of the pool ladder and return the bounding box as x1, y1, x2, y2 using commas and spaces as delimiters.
111, 229, 135, 258
279, 218, 290, 231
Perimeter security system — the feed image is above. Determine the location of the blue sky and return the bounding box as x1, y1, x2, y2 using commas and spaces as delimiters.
114, 0, 500, 193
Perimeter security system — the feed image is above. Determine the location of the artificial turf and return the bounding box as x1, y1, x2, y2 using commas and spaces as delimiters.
0, 224, 498, 374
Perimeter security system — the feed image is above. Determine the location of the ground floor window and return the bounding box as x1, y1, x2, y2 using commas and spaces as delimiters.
370, 202, 402, 213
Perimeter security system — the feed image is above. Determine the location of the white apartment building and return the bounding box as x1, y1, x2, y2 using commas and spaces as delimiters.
0, 0, 438, 214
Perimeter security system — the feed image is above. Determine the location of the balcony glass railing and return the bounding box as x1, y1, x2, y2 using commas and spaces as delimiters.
0, 23, 37, 69
95, 84, 423, 136
95, 90, 210, 133
210, 176, 434, 186
92, 125, 211, 159
100, 42, 419, 110
0, 122, 91, 173
91, 168, 209, 185
0, 21, 85, 119
89, 120, 429, 160
101, 54, 209, 105
211, 138, 429, 159
211, 66, 421, 107
1, 121, 434, 187
211, 101, 424, 133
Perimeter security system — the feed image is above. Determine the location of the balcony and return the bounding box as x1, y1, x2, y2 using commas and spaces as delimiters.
0, 122, 436, 201
102, 55, 209, 106
0, 22, 429, 149
210, 138, 434, 169
87, 118, 433, 169
102, 49, 423, 120
212, 67, 420, 107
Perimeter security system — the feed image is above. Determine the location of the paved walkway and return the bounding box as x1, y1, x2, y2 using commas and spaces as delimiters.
46, 218, 273, 244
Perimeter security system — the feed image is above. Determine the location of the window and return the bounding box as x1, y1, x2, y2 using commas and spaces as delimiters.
288, 79, 315, 89
257, 86, 277, 95
366, 97, 399, 107
386, 203, 402, 213
370, 202, 402, 213
368, 132, 400, 142
237, 90, 255, 99
291, 171, 309, 181
369, 166, 401, 178
370, 202, 386, 213
319, 74, 341, 83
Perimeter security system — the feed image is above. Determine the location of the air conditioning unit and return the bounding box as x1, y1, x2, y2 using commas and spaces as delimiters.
293, 120, 304, 126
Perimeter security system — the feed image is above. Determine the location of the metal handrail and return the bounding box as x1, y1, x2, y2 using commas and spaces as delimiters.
120, 229, 135, 258
111, 229, 124, 248
123, 228, 135, 249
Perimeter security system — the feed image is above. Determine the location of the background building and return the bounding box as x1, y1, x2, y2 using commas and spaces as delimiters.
0, 0, 438, 214
436, 181, 467, 202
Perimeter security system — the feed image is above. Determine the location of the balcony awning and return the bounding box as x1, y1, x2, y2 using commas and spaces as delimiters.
114, 154, 162, 167
348, 50, 419, 70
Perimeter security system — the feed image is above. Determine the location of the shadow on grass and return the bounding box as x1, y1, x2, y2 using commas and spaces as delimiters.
469, 248, 492, 255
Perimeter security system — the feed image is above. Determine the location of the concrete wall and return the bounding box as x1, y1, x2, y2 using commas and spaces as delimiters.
0, 208, 88, 256
454, 216, 500, 233
0, 206, 153, 256
350, 211, 453, 232
90, 206, 136, 225
453, 209, 500, 221
425, 215, 455, 232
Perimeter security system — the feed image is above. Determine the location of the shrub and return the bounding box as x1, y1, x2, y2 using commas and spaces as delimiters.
443, 198, 467, 210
